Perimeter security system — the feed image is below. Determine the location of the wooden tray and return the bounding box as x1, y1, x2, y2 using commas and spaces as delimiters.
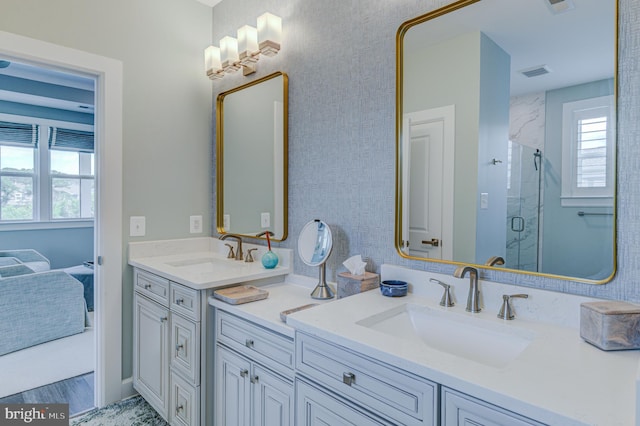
213, 285, 269, 305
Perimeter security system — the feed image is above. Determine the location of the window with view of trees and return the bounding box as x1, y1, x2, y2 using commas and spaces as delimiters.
0, 119, 94, 224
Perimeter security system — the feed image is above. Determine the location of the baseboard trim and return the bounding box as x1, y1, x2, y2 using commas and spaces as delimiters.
121, 377, 136, 400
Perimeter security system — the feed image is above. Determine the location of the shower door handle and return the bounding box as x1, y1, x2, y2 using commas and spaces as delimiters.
511, 216, 525, 232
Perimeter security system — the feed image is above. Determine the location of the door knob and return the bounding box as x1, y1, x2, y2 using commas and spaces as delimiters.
422, 238, 440, 247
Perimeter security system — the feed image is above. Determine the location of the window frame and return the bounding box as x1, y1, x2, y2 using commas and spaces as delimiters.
0, 113, 94, 229
560, 95, 615, 207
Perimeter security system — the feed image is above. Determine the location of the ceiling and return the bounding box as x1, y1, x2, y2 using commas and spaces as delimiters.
194, 0, 221, 7
0, 60, 95, 114
404, 0, 615, 96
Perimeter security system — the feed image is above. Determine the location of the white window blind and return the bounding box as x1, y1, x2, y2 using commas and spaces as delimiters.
561, 95, 615, 207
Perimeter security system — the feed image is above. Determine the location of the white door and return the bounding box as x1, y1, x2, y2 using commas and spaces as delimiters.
401, 106, 455, 259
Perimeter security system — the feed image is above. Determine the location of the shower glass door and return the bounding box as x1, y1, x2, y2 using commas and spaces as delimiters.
505, 141, 541, 272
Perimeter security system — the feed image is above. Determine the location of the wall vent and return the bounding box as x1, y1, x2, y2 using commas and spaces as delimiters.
519, 65, 551, 78
544, 0, 575, 14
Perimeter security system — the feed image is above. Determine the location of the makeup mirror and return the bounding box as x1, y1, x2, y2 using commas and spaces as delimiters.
298, 219, 334, 299
216, 72, 288, 241
396, 0, 617, 283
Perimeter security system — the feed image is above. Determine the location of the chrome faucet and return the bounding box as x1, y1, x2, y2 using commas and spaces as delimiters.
219, 234, 243, 261
453, 265, 481, 313
485, 256, 505, 267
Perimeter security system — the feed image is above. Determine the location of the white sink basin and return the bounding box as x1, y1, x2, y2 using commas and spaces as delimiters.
165, 257, 246, 273
356, 304, 535, 368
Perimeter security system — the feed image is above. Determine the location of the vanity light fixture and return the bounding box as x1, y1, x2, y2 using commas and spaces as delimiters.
205, 12, 282, 80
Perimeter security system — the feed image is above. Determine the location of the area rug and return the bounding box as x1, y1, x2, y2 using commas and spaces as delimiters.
0, 327, 94, 398
71, 395, 168, 426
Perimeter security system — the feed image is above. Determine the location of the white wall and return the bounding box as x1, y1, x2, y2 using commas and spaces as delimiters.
0, 0, 213, 379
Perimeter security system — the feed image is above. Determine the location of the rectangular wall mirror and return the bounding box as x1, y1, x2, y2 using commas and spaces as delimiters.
216, 72, 288, 241
396, 0, 617, 283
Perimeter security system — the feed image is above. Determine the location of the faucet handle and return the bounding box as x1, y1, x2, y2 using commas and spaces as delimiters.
497, 293, 528, 320
224, 243, 235, 259
245, 248, 257, 263
429, 278, 454, 307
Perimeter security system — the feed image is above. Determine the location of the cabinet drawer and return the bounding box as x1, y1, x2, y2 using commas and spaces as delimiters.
442, 387, 546, 426
171, 282, 201, 321
171, 314, 200, 385
135, 269, 170, 306
296, 378, 394, 426
217, 310, 294, 376
296, 332, 437, 426
170, 371, 200, 426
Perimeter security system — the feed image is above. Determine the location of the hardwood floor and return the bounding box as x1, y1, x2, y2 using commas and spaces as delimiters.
0, 372, 95, 417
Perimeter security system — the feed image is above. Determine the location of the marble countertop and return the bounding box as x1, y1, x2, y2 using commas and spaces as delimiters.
286, 287, 640, 426
128, 237, 292, 290
208, 281, 331, 338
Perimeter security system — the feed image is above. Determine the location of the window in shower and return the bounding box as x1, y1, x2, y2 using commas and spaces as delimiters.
560, 95, 615, 207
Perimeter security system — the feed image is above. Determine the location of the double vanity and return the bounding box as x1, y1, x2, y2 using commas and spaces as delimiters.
129, 237, 640, 426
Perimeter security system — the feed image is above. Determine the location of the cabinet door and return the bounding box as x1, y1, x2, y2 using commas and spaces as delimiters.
295, 379, 393, 426
442, 388, 545, 426
171, 312, 200, 385
216, 345, 251, 426
134, 293, 170, 419
252, 364, 292, 426
170, 371, 200, 426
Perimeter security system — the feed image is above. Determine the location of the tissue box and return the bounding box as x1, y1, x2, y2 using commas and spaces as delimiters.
337, 272, 379, 299
580, 301, 640, 351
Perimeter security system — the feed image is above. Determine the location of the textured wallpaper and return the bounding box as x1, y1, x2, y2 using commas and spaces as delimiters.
211, 0, 640, 302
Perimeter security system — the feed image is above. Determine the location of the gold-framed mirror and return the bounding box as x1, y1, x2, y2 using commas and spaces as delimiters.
216, 71, 288, 241
396, 0, 617, 283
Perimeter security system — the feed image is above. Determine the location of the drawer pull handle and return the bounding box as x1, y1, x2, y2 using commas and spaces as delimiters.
343, 372, 356, 386
250, 375, 259, 384
176, 404, 184, 414
160, 316, 168, 322
175, 343, 184, 353
175, 298, 184, 305
240, 369, 249, 378
245, 339, 254, 348
144, 284, 152, 289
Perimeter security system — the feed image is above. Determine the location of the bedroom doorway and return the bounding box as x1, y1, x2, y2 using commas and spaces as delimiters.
0, 30, 124, 410
0, 61, 97, 415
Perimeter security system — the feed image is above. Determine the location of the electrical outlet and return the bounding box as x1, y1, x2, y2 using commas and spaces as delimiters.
480, 193, 489, 209
190, 215, 203, 234
130, 216, 146, 237
261, 212, 270, 228
223, 214, 231, 229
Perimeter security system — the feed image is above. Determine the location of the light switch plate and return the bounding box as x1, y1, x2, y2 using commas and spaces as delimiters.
261, 212, 270, 228
190, 215, 203, 234
130, 216, 146, 237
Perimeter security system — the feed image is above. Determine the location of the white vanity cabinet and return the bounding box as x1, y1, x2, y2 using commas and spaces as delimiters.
294, 331, 548, 426
215, 309, 294, 426
295, 331, 438, 426
133, 268, 202, 426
